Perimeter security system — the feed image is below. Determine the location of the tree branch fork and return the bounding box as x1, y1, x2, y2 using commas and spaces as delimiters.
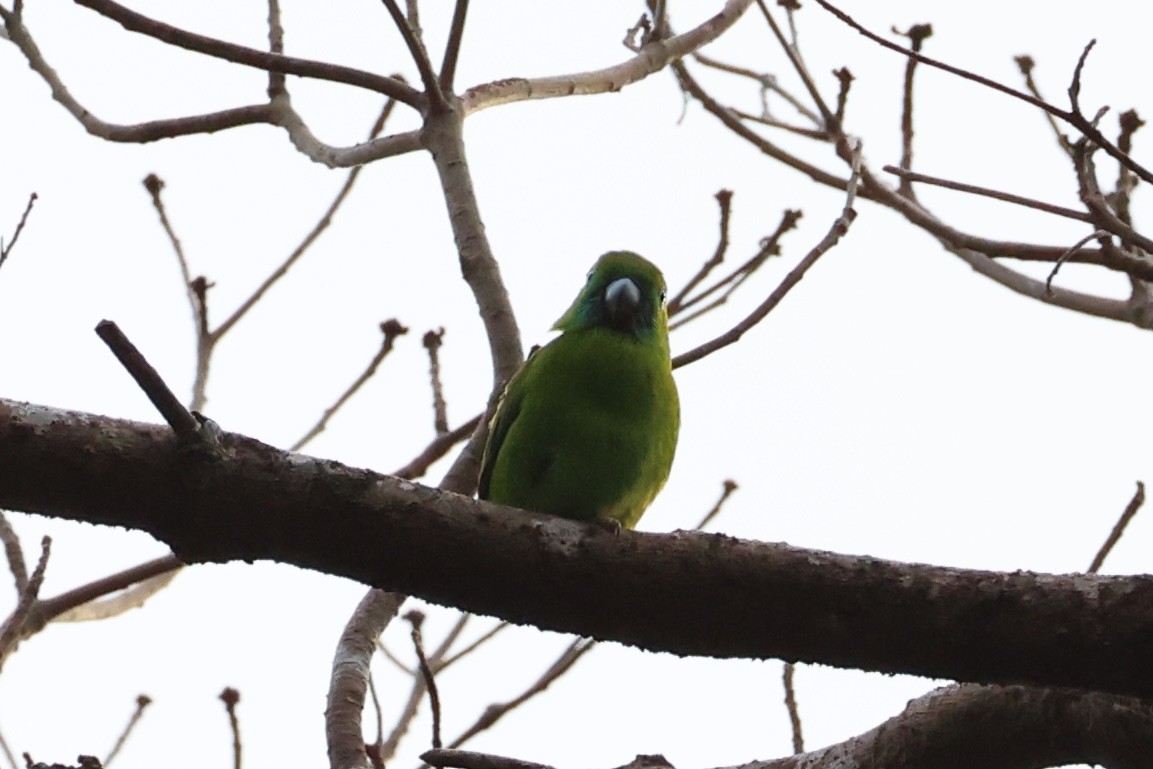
1, 397, 1150, 700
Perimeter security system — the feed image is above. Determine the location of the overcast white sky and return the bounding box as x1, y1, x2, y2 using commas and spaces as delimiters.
1, 2, 1149, 768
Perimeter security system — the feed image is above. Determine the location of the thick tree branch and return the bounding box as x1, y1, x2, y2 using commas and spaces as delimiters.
2, 398, 1152, 699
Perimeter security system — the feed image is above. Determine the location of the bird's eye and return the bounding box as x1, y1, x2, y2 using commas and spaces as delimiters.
660, 289, 667, 304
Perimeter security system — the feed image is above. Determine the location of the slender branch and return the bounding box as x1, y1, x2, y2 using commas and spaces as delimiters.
445, 638, 595, 749
27, 554, 182, 631
104, 695, 152, 767
440, 0, 470, 93
882, 166, 1094, 223
893, 23, 932, 198
406, 612, 443, 749
0, 192, 37, 272
672, 143, 861, 368
1045, 230, 1110, 294
0, 513, 27, 595
94, 321, 202, 440
694, 479, 739, 531
379, 0, 443, 106
220, 688, 242, 769
289, 320, 409, 452
813, 0, 1153, 185
1088, 482, 1145, 573
667, 190, 733, 314
72, 0, 424, 105
0, 537, 49, 670
782, 662, 803, 754
423, 328, 450, 435
461, 0, 755, 116
393, 417, 480, 481
265, 0, 286, 99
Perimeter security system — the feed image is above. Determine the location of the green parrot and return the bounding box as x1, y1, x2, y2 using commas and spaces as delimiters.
478, 251, 680, 529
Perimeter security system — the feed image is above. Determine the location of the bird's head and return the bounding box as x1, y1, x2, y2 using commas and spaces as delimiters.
553, 251, 669, 343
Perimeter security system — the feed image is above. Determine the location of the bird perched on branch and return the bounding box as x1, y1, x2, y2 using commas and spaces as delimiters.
479, 251, 680, 529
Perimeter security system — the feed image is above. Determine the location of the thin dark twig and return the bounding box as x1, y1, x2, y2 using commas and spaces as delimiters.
881, 165, 1094, 223
407, 612, 443, 749
1014, 55, 1072, 156
377, 639, 416, 674
94, 321, 202, 440
694, 479, 739, 530
265, 0, 286, 98
730, 109, 829, 140
220, 688, 242, 769
1088, 481, 1145, 573
813, 0, 1153, 185
1113, 110, 1145, 231
380, 0, 443, 106
693, 53, 820, 125
28, 554, 183, 632
104, 695, 152, 767
142, 174, 199, 323
215, 95, 403, 340
424, 329, 450, 435
783, 662, 804, 753
668, 190, 733, 314
0, 513, 27, 594
673, 142, 862, 368
1045, 230, 1110, 294
367, 673, 386, 769
832, 67, 853, 125
72, 0, 423, 105
0, 537, 49, 669
0, 727, 17, 769
437, 620, 509, 671
445, 638, 595, 749
893, 23, 932, 198
1067, 40, 1096, 117
0, 192, 38, 271
394, 416, 480, 481
288, 320, 409, 452
440, 0, 470, 93
669, 209, 803, 330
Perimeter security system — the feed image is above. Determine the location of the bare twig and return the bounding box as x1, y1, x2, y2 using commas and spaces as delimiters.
220, 688, 242, 769
394, 416, 480, 481
1014, 55, 1072, 156
1088, 482, 1145, 573
1045, 230, 1111, 294
423, 329, 450, 435
672, 143, 862, 368
406, 612, 443, 749
437, 621, 510, 671
94, 321, 202, 440
694, 479, 739, 531
0, 192, 38, 272
782, 662, 804, 753
440, 0, 470, 93
693, 53, 820, 126
445, 638, 596, 749
72, 0, 423, 105
813, 0, 1153, 185
893, 23, 932, 198
265, 0, 286, 98
104, 695, 152, 767
0, 513, 27, 594
289, 320, 409, 452
0, 537, 49, 670
379, 0, 443, 106
669, 209, 802, 329
667, 190, 734, 314
29, 554, 182, 630
215, 95, 403, 340
0, 727, 17, 769
882, 166, 1094, 223
366, 673, 385, 769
